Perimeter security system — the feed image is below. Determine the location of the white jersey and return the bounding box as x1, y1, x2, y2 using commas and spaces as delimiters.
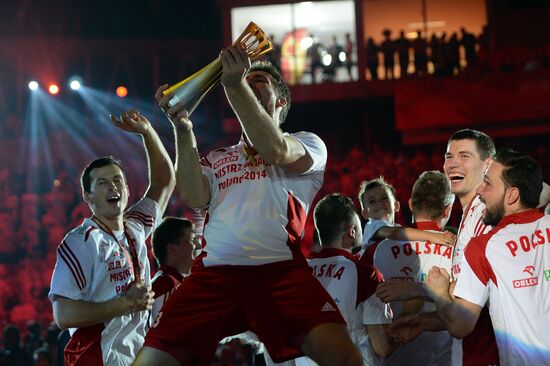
49, 197, 160, 366
451, 195, 499, 366
199, 132, 326, 266
374, 221, 453, 365
454, 209, 550, 365
452, 195, 490, 279
280, 248, 390, 366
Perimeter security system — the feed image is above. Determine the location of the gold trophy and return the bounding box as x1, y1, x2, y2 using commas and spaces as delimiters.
163, 22, 273, 114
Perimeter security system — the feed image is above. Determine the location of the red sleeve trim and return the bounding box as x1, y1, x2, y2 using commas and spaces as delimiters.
58, 241, 87, 291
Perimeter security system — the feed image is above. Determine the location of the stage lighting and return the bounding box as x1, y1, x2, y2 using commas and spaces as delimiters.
28, 81, 39, 91
69, 79, 81, 90
48, 84, 60, 95
116, 86, 128, 98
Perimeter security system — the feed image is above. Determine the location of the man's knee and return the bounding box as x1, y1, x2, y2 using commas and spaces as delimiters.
302, 323, 363, 366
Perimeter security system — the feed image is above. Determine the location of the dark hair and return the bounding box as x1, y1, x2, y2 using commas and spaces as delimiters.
81, 156, 124, 193
314, 193, 357, 245
411, 171, 454, 220
448, 129, 495, 160
249, 60, 291, 123
358, 177, 396, 211
152, 217, 194, 266
493, 148, 542, 209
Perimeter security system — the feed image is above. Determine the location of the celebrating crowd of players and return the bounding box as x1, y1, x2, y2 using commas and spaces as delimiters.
47, 43, 550, 366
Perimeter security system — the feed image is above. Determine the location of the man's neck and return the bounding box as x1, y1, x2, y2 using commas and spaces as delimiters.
413, 214, 442, 228
459, 189, 478, 209
93, 214, 123, 232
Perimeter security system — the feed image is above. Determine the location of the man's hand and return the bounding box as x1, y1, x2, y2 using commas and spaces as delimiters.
389, 313, 424, 344
424, 266, 451, 299
155, 85, 193, 132
435, 231, 456, 247
124, 281, 154, 313
376, 280, 424, 302
110, 109, 151, 135
220, 46, 251, 88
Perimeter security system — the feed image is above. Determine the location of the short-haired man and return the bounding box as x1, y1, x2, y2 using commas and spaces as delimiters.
49, 110, 175, 365
305, 193, 394, 364
134, 47, 363, 366
374, 171, 454, 365
150, 217, 198, 324
425, 148, 550, 365
378, 129, 500, 365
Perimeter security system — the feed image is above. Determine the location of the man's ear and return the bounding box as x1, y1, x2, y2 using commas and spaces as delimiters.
82, 191, 91, 204
394, 199, 401, 213
443, 204, 452, 220
483, 157, 493, 174
505, 187, 521, 207
275, 97, 287, 108
408, 198, 413, 212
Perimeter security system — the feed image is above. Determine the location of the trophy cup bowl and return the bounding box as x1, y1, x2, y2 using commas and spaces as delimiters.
163, 22, 273, 114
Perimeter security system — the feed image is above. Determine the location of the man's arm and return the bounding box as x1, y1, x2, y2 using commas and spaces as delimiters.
424, 266, 482, 339
110, 110, 175, 213
52, 282, 154, 329
366, 324, 395, 357
157, 86, 211, 209
376, 226, 456, 247
220, 46, 312, 174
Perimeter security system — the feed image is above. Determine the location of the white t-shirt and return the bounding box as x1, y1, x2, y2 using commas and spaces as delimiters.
200, 132, 327, 266
454, 209, 550, 366
49, 197, 161, 366
362, 218, 393, 248
374, 221, 453, 366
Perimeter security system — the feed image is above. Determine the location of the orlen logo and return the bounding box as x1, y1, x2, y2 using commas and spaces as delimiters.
400, 266, 413, 276
513, 266, 538, 289
523, 265, 535, 276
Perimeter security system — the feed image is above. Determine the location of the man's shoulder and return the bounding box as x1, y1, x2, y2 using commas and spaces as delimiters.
64, 221, 98, 244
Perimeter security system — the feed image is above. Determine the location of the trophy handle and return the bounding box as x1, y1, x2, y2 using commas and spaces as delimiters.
162, 21, 273, 112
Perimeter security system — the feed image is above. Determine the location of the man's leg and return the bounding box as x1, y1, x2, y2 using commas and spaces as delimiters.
132, 346, 181, 366
302, 323, 363, 366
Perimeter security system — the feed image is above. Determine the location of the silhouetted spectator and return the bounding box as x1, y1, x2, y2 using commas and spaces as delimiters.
381, 29, 395, 79
461, 27, 478, 67
412, 30, 429, 76
0, 324, 33, 366
24, 321, 43, 355
396, 30, 411, 78
447, 32, 461, 75
366, 37, 380, 80
325, 35, 344, 82
307, 34, 324, 83
344, 32, 354, 79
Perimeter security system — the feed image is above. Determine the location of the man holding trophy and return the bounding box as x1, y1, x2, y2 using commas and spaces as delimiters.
132, 27, 365, 366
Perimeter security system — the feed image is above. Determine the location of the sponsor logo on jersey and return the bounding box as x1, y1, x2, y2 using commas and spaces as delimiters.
321, 302, 336, 312
400, 266, 413, 276
544, 269, 550, 282
523, 265, 535, 276
389, 276, 414, 282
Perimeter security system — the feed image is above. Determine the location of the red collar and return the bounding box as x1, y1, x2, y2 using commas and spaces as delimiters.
496, 208, 544, 228
159, 264, 184, 282
309, 247, 355, 260
410, 221, 442, 231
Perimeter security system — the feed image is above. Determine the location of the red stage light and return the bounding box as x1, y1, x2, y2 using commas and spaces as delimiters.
48, 84, 60, 95
116, 86, 128, 97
